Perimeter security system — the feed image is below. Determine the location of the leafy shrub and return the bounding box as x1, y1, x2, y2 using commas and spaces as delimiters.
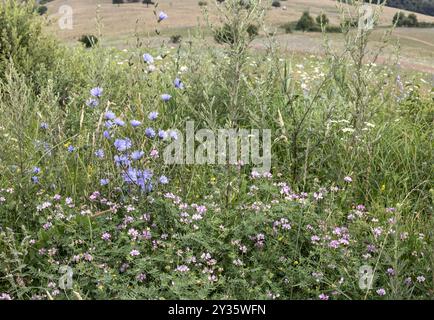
392, 12, 419, 27
316, 13, 329, 26
325, 25, 341, 33
113, 0, 143, 3
78, 34, 99, 48
246, 24, 259, 38
239, 0, 252, 9
170, 34, 182, 44
415, 21, 434, 28
340, 18, 358, 30
404, 13, 418, 27
295, 11, 316, 31
0, 0, 59, 87
214, 23, 235, 44
36, 6, 48, 15
198, 1, 208, 6
214, 22, 258, 44
393, 11, 406, 26
282, 22, 293, 33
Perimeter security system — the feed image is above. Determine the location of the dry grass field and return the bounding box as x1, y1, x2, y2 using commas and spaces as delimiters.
44, 0, 434, 72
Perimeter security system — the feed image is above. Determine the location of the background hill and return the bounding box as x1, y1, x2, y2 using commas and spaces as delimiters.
44, 0, 434, 42
42, 0, 434, 72
383, 0, 434, 16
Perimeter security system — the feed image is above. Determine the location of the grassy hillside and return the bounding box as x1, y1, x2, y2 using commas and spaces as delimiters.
42, 0, 434, 73
44, 0, 434, 42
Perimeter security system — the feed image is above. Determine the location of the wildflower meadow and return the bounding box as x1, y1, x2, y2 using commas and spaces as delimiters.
0, 0, 433, 301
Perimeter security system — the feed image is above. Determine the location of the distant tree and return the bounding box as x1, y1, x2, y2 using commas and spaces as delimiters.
246, 24, 259, 39
214, 22, 257, 44
296, 11, 315, 31
393, 12, 419, 28
281, 22, 293, 33
405, 13, 418, 27
142, 0, 155, 7
340, 18, 358, 30
79, 34, 99, 48
36, 6, 48, 15
316, 13, 329, 26
392, 12, 405, 26
170, 34, 182, 44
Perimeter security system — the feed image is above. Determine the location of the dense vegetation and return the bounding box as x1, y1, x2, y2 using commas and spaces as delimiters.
0, 0, 432, 300
392, 10, 434, 27
384, 0, 434, 17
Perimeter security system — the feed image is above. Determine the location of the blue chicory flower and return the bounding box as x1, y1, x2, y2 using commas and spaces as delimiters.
145, 128, 156, 138
130, 120, 142, 127
158, 11, 168, 22
161, 94, 172, 102
95, 149, 105, 159
105, 111, 116, 120
158, 129, 167, 140
86, 98, 99, 108
114, 155, 131, 167
159, 175, 169, 184
123, 168, 153, 192
114, 138, 132, 152
143, 53, 154, 64
114, 118, 125, 127
131, 150, 145, 161
148, 111, 159, 121
173, 78, 184, 89
90, 87, 103, 98
169, 130, 178, 140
